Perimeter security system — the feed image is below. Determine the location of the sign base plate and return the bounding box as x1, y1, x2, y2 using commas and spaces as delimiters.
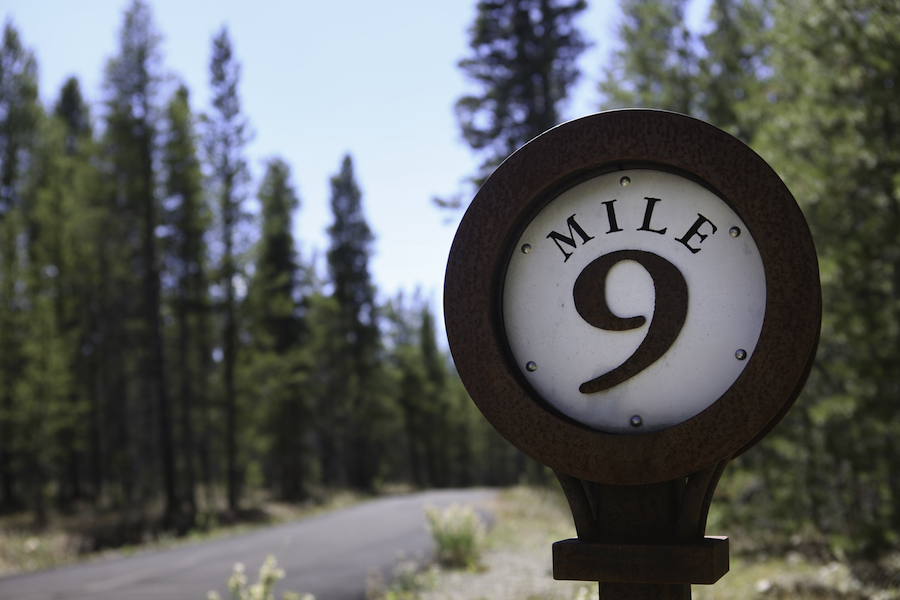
552, 536, 729, 585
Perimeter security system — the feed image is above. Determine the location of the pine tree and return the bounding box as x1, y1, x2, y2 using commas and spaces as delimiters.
0, 19, 40, 512
385, 292, 431, 487
244, 158, 310, 500
251, 158, 301, 353
17, 112, 78, 523
599, 0, 900, 552
455, 0, 589, 188
417, 304, 454, 486
46, 77, 115, 509
161, 84, 210, 526
49, 77, 103, 509
747, 0, 900, 550
599, 0, 698, 113
101, 0, 178, 521
324, 154, 380, 489
205, 26, 251, 512
599, 0, 769, 142
696, 0, 770, 142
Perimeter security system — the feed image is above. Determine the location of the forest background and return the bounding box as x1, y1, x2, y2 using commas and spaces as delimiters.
0, 0, 898, 561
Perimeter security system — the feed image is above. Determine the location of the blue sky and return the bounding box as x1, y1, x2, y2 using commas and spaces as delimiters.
2, 0, 710, 340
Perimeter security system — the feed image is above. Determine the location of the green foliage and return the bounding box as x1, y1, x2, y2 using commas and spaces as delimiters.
387, 297, 454, 488
161, 83, 210, 524
600, 0, 697, 113
600, 0, 767, 141
205, 25, 252, 514
0, 0, 551, 535
242, 158, 312, 501
600, 0, 900, 555
322, 154, 385, 490
0, 18, 41, 514
746, 0, 900, 553
251, 158, 302, 352
455, 0, 588, 187
101, 0, 184, 525
326, 154, 376, 336
424, 503, 486, 570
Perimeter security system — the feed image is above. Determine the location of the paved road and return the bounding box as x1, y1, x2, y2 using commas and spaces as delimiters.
0, 488, 496, 600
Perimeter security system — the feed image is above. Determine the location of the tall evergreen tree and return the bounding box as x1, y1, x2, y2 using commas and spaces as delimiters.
695, 0, 770, 142
0, 19, 40, 512
599, 0, 769, 141
416, 304, 454, 487
161, 84, 209, 526
599, 0, 900, 554
745, 0, 900, 551
55, 77, 92, 152
386, 293, 432, 487
47, 77, 116, 510
18, 112, 79, 524
599, 0, 697, 113
49, 77, 103, 509
250, 158, 301, 353
454, 0, 588, 189
204, 26, 251, 512
327, 156, 376, 348
244, 158, 310, 500
324, 154, 380, 489
101, 0, 178, 522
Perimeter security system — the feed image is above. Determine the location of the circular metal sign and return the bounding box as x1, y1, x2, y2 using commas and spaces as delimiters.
444, 110, 820, 485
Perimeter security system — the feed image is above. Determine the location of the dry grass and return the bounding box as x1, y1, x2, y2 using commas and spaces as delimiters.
0, 489, 362, 578
417, 486, 595, 600
413, 486, 900, 600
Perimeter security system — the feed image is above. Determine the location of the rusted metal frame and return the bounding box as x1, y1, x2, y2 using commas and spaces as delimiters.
444, 110, 821, 485
553, 538, 728, 585
675, 455, 731, 541
553, 456, 732, 592
554, 469, 601, 541
555, 460, 730, 544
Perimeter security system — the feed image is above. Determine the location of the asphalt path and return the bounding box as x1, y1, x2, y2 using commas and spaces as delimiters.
0, 488, 496, 600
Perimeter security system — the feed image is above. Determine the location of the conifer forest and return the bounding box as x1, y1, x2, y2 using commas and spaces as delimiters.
1, 0, 899, 558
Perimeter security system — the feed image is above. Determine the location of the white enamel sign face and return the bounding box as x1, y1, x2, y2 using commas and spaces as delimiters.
502, 169, 767, 433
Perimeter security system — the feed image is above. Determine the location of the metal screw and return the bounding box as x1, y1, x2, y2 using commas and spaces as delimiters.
620, 176, 631, 187
729, 227, 741, 238
735, 349, 747, 360
630, 415, 643, 428
526, 361, 537, 372
521, 243, 532, 254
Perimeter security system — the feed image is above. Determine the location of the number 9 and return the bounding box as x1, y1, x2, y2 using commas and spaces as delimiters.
573, 250, 688, 394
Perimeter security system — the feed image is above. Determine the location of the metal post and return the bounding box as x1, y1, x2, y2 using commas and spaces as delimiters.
553, 460, 730, 599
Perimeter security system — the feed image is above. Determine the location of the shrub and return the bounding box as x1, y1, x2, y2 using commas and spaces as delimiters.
424, 503, 486, 570
207, 554, 312, 600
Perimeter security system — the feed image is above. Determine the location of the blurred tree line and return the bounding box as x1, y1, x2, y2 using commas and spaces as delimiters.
2, 0, 899, 557
454, 0, 900, 557
0, 0, 533, 534
600, 0, 900, 557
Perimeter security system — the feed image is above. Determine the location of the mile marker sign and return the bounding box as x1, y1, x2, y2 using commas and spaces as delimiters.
444, 110, 820, 594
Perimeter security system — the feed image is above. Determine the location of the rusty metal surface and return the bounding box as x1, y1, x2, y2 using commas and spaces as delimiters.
553, 537, 729, 585
599, 583, 691, 600
554, 458, 730, 544
553, 461, 730, 593
443, 109, 821, 485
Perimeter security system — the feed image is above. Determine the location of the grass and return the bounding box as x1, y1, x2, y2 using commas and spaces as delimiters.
387, 486, 900, 600
0, 489, 363, 578
5, 485, 900, 600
